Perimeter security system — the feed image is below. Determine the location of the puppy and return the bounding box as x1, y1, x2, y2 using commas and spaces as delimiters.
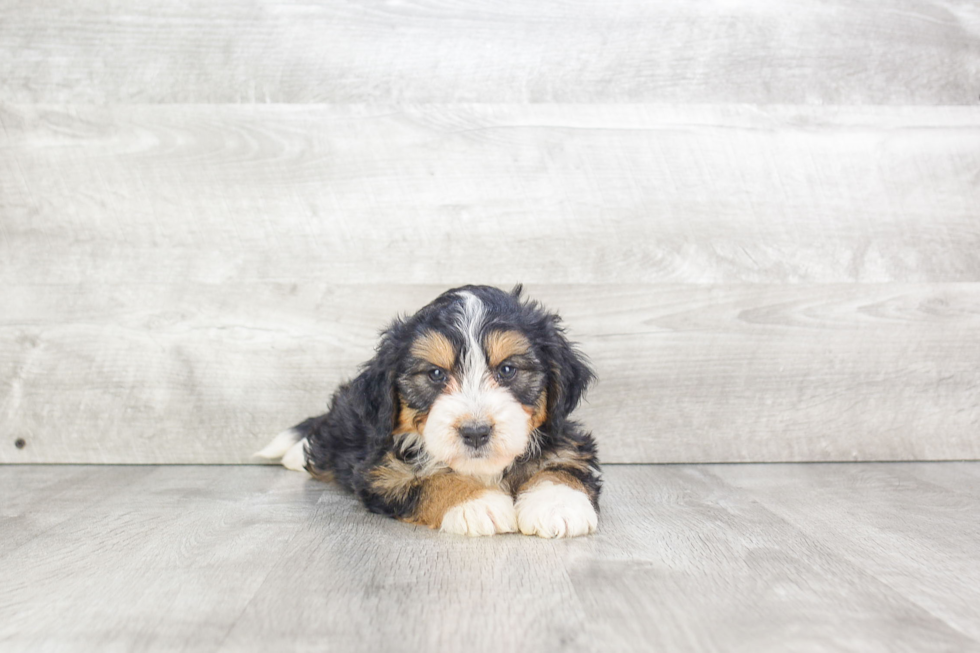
256, 284, 600, 538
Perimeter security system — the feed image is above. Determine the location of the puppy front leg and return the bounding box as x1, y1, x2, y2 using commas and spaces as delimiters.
515, 469, 599, 538
412, 473, 517, 537
366, 456, 516, 536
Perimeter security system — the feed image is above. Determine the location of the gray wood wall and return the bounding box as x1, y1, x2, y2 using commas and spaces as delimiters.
2, 1, 979, 464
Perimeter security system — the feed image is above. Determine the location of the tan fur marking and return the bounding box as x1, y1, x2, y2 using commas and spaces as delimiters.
307, 466, 336, 484
369, 453, 419, 503
526, 390, 548, 431
411, 330, 455, 370
520, 469, 587, 495
485, 330, 531, 367
543, 445, 593, 475
409, 473, 493, 529
396, 401, 428, 435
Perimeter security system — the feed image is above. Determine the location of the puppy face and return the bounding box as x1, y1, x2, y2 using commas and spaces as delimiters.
394, 289, 549, 477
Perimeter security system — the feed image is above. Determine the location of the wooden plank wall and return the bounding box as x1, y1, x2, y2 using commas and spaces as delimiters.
1, 1, 979, 464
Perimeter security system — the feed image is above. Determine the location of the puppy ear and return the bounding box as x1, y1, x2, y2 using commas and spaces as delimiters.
349, 318, 406, 440
542, 315, 595, 433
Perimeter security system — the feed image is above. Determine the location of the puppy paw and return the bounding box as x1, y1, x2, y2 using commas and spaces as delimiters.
440, 491, 518, 537
515, 481, 597, 538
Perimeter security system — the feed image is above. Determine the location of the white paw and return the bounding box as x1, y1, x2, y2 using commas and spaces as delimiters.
440, 491, 518, 537
515, 481, 597, 538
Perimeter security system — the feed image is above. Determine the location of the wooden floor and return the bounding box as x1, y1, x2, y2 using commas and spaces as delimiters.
2, 464, 979, 652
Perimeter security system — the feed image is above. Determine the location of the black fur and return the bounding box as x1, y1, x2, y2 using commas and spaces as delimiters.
284, 284, 601, 521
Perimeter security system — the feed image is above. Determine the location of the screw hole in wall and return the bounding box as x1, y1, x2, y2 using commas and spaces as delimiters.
15, 438, 26, 449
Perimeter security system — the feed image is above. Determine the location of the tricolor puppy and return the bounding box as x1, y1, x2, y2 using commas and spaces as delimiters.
257, 284, 600, 538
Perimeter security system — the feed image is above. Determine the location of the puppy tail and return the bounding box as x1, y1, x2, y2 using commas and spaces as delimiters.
253, 420, 314, 472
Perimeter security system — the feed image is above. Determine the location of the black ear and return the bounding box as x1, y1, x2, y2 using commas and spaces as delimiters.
348, 318, 406, 442
542, 315, 595, 433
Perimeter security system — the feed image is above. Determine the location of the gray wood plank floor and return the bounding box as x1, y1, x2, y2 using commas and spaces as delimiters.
1, 464, 978, 652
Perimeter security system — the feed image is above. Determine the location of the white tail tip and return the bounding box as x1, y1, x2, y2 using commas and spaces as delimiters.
254, 428, 304, 463
281, 438, 308, 472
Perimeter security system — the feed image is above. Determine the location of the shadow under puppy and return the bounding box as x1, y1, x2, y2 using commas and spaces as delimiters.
257, 284, 600, 538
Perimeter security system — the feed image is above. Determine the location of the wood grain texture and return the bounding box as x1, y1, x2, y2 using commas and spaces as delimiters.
0, 465, 147, 557
2, 3, 979, 467
2, 283, 979, 464
2, 104, 979, 285
2, 464, 980, 652
573, 464, 980, 652
713, 463, 980, 643
900, 461, 980, 497
0, 466, 323, 653
1, 0, 979, 104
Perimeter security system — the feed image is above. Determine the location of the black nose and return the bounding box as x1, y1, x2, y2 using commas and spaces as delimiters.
458, 422, 492, 448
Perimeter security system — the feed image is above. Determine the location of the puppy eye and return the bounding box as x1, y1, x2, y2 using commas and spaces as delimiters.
497, 364, 517, 380
427, 368, 446, 383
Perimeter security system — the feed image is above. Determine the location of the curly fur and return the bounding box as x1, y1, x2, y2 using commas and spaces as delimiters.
256, 284, 601, 537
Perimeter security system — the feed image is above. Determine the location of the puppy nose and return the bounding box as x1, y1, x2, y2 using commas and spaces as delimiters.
458, 421, 492, 448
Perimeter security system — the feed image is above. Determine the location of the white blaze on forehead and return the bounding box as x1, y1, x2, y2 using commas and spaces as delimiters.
455, 290, 489, 398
